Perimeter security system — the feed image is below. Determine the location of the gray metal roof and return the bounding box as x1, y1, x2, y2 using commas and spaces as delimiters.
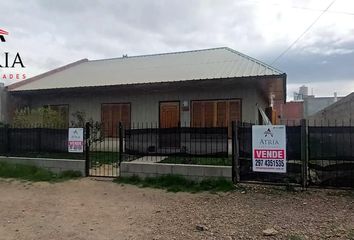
9, 47, 284, 91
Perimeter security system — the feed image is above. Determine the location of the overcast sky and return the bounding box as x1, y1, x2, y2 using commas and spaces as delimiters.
0, 0, 353, 99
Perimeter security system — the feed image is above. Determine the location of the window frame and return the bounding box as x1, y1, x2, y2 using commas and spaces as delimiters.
190, 98, 242, 127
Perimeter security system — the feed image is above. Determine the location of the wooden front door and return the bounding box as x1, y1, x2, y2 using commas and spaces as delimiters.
102, 103, 131, 137
159, 102, 180, 148
160, 102, 180, 128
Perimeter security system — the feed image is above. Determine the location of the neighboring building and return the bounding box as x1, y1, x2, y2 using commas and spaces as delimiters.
303, 93, 343, 118
4, 47, 286, 133
274, 86, 344, 125
294, 85, 309, 101
292, 85, 343, 117
308, 92, 354, 125
273, 101, 303, 125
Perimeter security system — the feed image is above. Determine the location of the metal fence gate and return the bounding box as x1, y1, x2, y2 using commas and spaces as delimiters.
86, 122, 122, 177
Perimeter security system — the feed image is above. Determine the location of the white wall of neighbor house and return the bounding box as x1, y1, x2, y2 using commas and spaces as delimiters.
19, 82, 269, 125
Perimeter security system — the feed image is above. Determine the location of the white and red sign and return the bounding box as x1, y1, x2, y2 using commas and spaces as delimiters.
252, 125, 286, 173
68, 128, 84, 153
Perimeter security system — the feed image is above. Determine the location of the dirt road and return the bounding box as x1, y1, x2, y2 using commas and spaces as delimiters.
0, 178, 353, 240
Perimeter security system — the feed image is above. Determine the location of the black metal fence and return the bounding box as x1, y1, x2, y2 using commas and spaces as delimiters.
235, 120, 354, 188
308, 123, 354, 188
0, 120, 353, 188
237, 122, 303, 185
123, 123, 230, 166
0, 125, 84, 159
86, 122, 230, 177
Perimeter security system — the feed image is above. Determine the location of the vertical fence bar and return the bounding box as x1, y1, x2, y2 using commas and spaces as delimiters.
231, 121, 240, 183
231, 121, 235, 182
85, 122, 90, 177
300, 119, 308, 189
118, 122, 123, 166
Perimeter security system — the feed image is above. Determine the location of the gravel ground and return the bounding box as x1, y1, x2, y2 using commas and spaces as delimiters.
0, 178, 353, 240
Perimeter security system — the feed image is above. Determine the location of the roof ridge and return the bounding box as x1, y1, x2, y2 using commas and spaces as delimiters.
224, 47, 283, 74
89, 47, 229, 62
89, 47, 283, 74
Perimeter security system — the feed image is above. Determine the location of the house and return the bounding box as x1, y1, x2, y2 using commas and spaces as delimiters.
4, 47, 286, 134
308, 92, 354, 125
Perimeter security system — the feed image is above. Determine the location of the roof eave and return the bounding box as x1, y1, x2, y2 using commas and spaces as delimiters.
7, 58, 89, 91
9, 73, 285, 93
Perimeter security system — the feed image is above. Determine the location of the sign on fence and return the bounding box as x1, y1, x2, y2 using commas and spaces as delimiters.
68, 128, 84, 153
252, 125, 286, 173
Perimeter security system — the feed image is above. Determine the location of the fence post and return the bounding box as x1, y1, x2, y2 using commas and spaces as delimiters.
231, 121, 240, 183
118, 122, 123, 166
85, 122, 90, 177
300, 119, 309, 189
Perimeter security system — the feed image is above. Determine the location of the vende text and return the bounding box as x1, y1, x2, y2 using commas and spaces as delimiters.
254, 149, 285, 159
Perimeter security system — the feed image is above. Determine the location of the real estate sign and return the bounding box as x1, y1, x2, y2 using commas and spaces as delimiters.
252, 125, 286, 173
68, 128, 84, 153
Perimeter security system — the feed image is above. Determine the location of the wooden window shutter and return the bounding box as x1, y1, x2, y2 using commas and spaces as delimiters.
217, 101, 227, 127
111, 104, 121, 137
101, 104, 111, 136
204, 101, 215, 127
192, 102, 203, 127
229, 100, 241, 123
121, 104, 131, 128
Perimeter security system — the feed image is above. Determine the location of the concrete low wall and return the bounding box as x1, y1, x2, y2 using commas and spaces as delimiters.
0, 156, 86, 176
120, 161, 232, 181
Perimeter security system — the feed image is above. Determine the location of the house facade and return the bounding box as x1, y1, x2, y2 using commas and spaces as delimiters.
4, 47, 286, 133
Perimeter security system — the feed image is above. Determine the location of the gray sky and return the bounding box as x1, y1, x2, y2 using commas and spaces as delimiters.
0, 0, 353, 99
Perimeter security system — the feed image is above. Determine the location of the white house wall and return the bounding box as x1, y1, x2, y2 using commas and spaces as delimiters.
26, 83, 268, 125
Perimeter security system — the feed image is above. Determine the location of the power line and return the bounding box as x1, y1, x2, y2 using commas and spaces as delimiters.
270, 0, 337, 65
289, 6, 354, 16
242, 0, 354, 16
